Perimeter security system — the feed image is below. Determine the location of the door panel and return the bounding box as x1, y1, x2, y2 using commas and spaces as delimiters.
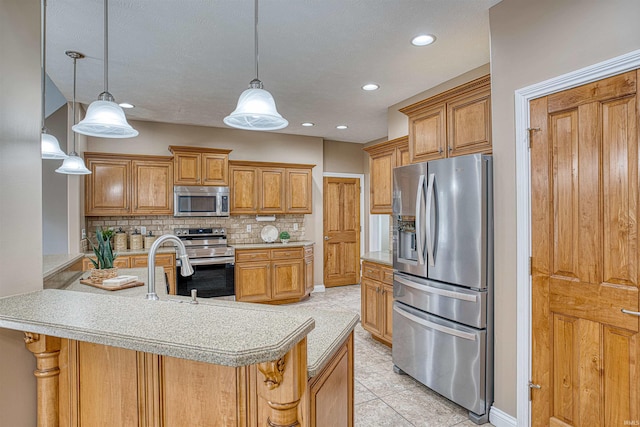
530, 71, 640, 427
323, 177, 360, 287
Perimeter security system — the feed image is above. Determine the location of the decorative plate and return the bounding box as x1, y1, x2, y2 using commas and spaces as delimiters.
261, 225, 279, 243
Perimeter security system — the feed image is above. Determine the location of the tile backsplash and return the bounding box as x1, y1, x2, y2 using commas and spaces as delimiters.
85, 215, 306, 246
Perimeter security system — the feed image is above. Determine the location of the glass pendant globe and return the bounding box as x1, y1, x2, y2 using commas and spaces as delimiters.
41, 132, 68, 159
73, 99, 138, 138
55, 153, 91, 175
224, 88, 288, 131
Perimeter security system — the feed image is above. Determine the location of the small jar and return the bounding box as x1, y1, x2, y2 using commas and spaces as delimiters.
130, 229, 143, 251
144, 231, 157, 249
114, 227, 128, 252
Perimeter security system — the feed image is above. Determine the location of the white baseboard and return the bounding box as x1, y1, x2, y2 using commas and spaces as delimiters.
489, 406, 517, 427
312, 284, 326, 293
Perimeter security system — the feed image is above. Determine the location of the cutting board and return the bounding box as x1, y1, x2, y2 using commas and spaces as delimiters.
80, 279, 144, 291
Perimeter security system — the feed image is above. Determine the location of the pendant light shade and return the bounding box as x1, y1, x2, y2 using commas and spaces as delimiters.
224, 0, 287, 131
57, 51, 91, 175
73, 0, 137, 138
41, 0, 67, 159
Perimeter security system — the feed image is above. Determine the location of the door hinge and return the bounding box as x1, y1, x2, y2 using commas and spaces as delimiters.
528, 382, 541, 401
527, 127, 541, 149
529, 256, 533, 276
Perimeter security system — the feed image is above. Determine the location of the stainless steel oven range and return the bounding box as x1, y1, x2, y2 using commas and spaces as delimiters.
174, 227, 235, 298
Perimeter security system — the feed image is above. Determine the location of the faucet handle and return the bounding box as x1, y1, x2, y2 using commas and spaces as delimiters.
190, 289, 198, 304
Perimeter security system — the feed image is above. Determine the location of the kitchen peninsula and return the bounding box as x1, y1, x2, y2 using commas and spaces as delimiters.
0, 267, 357, 426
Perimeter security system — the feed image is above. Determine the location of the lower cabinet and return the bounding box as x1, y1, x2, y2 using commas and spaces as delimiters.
235, 245, 314, 304
82, 253, 176, 295
360, 261, 393, 346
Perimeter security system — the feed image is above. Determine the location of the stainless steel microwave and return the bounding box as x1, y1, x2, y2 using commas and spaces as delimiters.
173, 186, 229, 217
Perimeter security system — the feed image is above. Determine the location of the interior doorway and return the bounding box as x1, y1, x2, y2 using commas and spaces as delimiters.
323, 175, 363, 287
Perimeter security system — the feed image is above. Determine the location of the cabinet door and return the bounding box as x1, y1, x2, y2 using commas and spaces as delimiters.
361, 278, 382, 336
230, 165, 258, 214
286, 168, 313, 214
369, 150, 394, 214
396, 145, 411, 166
235, 261, 270, 302
409, 104, 446, 163
304, 247, 314, 295
271, 259, 304, 300
85, 158, 130, 215
201, 152, 229, 186
447, 88, 491, 157
382, 283, 394, 343
131, 160, 173, 215
259, 168, 286, 214
173, 152, 201, 185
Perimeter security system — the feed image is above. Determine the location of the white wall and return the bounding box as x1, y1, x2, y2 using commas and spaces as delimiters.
0, 0, 42, 425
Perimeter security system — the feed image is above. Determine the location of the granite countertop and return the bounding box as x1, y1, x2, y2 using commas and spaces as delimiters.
43, 253, 84, 280
232, 241, 315, 250
83, 247, 176, 257
361, 251, 393, 266
3, 267, 357, 376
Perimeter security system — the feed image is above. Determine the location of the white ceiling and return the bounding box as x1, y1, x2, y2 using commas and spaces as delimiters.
45, 0, 500, 144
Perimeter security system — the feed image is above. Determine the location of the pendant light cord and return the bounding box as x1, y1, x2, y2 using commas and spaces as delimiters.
41, 0, 47, 132
254, 0, 259, 81
72, 55, 77, 154
104, 0, 109, 94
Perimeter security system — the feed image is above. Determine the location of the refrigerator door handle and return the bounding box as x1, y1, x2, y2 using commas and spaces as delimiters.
415, 174, 426, 265
393, 305, 477, 341
395, 275, 477, 302
425, 173, 436, 266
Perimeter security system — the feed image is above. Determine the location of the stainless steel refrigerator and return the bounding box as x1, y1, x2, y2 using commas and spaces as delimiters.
392, 153, 493, 424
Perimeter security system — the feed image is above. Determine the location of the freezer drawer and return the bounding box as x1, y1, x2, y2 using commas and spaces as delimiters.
392, 301, 487, 416
394, 272, 486, 328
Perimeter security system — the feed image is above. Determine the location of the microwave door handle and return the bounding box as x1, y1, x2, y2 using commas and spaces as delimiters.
415, 174, 426, 266
425, 173, 435, 267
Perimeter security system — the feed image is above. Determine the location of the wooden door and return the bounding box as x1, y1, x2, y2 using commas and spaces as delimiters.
323, 177, 360, 287
447, 87, 492, 157
173, 152, 201, 185
530, 70, 640, 427
85, 158, 130, 215
235, 261, 270, 302
201, 152, 229, 186
131, 160, 173, 215
272, 259, 304, 300
369, 150, 394, 214
230, 165, 258, 214
259, 168, 285, 214
361, 278, 382, 336
409, 104, 446, 163
286, 168, 313, 214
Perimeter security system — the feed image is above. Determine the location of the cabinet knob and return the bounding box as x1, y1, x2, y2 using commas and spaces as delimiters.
448, 146, 452, 152
438, 148, 443, 154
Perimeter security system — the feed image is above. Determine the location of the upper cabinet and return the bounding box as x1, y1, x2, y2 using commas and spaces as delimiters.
363, 136, 409, 214
85, 153, 173, 216
168, 146, 231, 186
400, 75, 491, 163
229, 161, 314, 215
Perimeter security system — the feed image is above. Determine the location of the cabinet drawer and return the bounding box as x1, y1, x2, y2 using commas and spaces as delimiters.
236, 250, 270, 262
382, 267, 394, 285
130, 253, 175, 268
362, 262, 382, 281
271, 247, 304, 260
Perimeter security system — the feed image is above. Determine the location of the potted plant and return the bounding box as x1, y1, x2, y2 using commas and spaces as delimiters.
89, 227, 119, 283
279, 231, 291, 244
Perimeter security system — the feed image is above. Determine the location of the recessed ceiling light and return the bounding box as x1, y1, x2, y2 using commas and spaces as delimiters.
336, 125, 348, 130
301, 122, 315, 127
362, 83, 379, 91
119, 102, 134, 109
411, 34, 436, 46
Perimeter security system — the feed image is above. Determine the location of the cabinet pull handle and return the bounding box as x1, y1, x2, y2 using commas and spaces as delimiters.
448, 146, 452, 152
622, 308, 640, 317
438, 148, 443, 154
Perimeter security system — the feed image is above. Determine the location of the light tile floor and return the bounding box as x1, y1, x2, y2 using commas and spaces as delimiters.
285, 284, 493, 427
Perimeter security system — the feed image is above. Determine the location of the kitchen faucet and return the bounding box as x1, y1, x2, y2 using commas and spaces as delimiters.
146, 234, 194, 300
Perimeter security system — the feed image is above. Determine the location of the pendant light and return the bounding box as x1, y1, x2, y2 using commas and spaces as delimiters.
56, 51, 91, 175
72, 0, 138, 138
41, 0, 67, 159
224, 0, 288, 131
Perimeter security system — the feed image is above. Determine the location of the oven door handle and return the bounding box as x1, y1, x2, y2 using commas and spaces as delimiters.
177, 257, 235, 266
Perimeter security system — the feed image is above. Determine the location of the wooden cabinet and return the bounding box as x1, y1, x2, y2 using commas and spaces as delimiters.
85, 153, 173, 216
229, 161, 314, 215
235, 245, 313, 304
360, 261, 393, 345
168, 146, 231, 186
82, 253, 176, 295
400, 74, 491, 163
363, 136, 409, 214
